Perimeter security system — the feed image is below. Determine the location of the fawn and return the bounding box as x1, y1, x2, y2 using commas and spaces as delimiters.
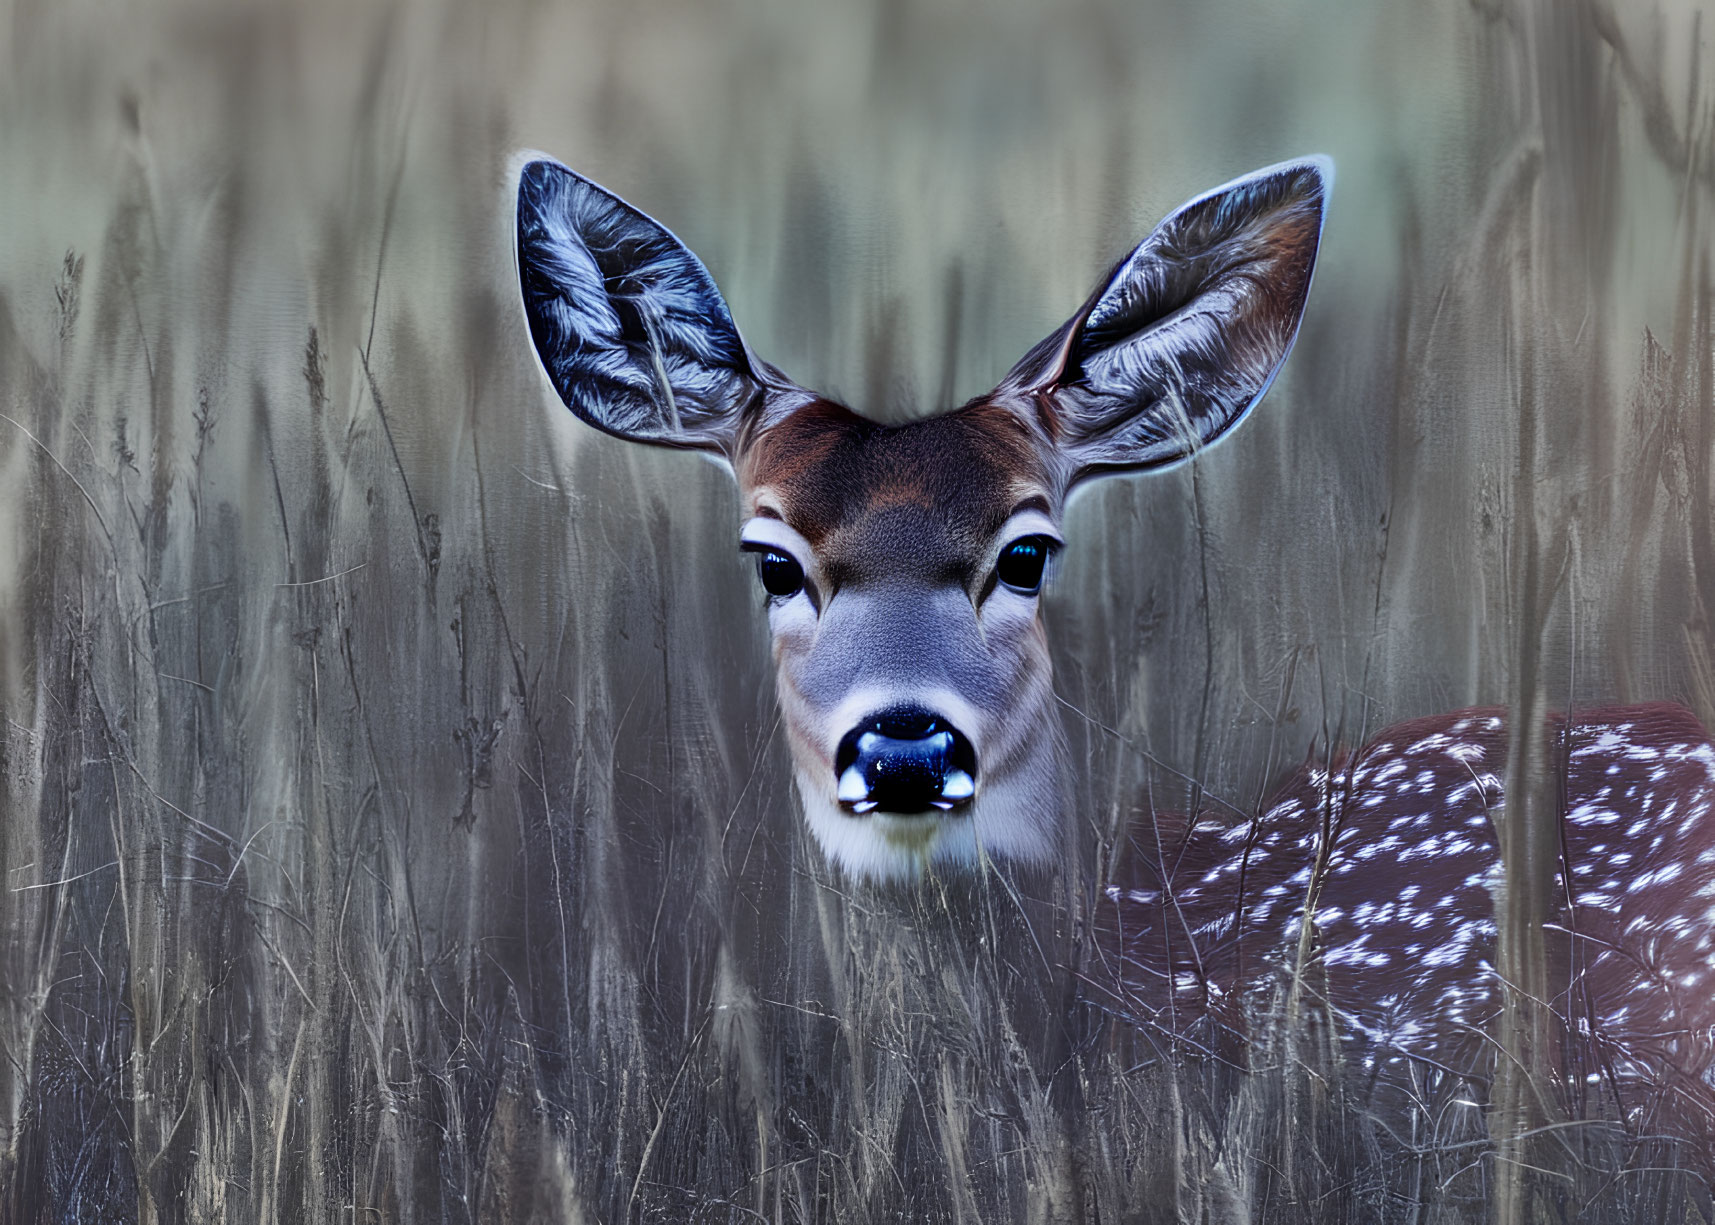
514, 154, 1715, 1128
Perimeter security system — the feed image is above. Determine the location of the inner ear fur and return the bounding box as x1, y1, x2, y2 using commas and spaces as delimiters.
516, 157, 807, 456
1000, 156, 1331, 485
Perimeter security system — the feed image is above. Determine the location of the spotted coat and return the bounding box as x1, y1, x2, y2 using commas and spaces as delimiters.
1095, 703, 1715, 1130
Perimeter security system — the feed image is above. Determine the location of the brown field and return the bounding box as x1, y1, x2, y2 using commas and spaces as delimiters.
2, 0, 1712, 1220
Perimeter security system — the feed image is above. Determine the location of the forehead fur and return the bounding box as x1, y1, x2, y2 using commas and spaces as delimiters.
740, 399, 1053, 586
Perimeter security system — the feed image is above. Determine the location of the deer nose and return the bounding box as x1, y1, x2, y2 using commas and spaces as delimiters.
834, 706, 977, 815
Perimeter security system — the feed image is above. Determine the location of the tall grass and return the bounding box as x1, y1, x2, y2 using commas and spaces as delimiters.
1, 0, 1711, 1220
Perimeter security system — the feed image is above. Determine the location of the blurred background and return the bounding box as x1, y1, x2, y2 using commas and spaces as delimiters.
1, 0, 1712, 1220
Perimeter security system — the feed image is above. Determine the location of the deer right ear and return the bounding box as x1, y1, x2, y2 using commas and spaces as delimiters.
516, 157, 770, 455
1002, 157, 1330, 486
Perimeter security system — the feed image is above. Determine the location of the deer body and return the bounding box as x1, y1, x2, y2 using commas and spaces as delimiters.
512, 155, 1715, 1123
1097, 702, 1715, 1127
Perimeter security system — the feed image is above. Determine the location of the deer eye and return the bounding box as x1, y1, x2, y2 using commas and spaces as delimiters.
749, 547, 805, 598
996, 536, 1053, 594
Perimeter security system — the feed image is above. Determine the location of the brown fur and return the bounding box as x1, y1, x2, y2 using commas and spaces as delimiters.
739, 399, 1054, 593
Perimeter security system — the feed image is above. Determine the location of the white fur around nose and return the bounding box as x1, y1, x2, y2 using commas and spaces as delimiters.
767, 574, 1063, 881
790, 679, 1062, 881
795, 767, 1059, 881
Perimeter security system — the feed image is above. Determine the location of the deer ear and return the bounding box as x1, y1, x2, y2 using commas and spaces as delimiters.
1004, 157, 1330, 484
516, 157, 765, 454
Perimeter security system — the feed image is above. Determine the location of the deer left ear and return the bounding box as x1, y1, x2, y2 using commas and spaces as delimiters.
516, 157, 766, 454
1003, 157, 1330, 485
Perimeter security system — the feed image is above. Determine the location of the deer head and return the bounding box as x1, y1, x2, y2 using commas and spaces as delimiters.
516, 155, 1329, 880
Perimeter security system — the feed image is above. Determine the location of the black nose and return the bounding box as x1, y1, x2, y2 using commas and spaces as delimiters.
834, 706, 978, 815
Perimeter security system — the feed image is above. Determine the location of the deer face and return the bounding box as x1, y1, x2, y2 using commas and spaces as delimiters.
516, 155, 1329, 880
734, 399, 1064, 877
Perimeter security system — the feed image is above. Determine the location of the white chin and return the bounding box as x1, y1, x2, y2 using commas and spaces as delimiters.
794, 769, 1059, 882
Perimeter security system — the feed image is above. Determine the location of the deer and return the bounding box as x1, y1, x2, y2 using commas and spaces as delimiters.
513, 154, 1715, 1140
